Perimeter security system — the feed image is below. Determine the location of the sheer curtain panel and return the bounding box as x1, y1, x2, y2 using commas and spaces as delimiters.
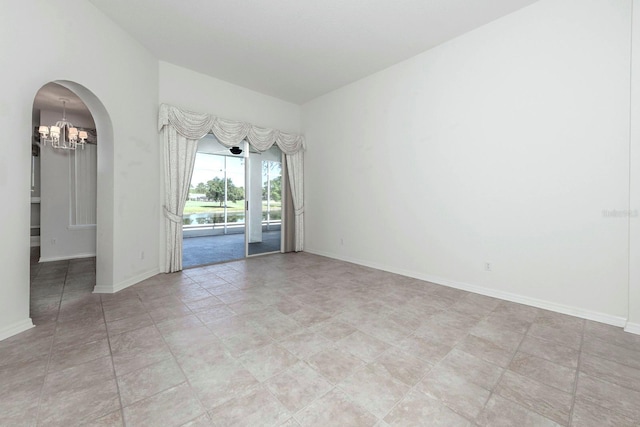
161, 126, 199, 272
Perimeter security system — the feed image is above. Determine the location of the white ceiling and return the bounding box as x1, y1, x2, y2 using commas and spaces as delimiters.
89, 0, 539, 104
33, 83, 95, 125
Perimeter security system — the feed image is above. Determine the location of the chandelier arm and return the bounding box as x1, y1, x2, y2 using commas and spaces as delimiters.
37, 98, 92, 151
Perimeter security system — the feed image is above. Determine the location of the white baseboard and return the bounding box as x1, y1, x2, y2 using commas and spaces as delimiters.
427, 273, 627, 327
39, 253, 96, 263
93, 267, 160, 294
624, 322, 640, 335
0, 318, 35, 341
306, 249, 628, 329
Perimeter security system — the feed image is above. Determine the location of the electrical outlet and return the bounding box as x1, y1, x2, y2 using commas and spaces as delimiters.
484, 262, 492, 272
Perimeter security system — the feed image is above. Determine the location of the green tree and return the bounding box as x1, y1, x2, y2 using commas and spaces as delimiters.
263, 176, 281, 202
262, 161, 282, 202
194, 182, 207, 194
205, 177, 244, 206
229, 184, 244, 203
205, 177, 224, 205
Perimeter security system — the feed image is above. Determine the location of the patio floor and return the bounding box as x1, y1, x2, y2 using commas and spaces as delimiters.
182, 230, 281, 268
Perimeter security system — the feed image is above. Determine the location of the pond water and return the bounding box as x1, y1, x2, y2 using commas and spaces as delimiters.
183, 212, 245, 225
183, 210, 282, 226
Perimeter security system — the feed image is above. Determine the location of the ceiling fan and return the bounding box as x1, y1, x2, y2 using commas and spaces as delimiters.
201, 140, 261, 157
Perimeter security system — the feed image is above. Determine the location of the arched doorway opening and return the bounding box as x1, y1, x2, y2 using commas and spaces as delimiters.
29, 81, 114, 323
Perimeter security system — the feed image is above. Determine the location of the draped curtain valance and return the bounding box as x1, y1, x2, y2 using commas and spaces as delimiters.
158, 103, 305, 155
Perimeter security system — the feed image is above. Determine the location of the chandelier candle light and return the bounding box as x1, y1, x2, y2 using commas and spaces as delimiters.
38, 98, 88, 150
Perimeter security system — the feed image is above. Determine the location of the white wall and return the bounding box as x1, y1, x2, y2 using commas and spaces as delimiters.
39, 110, 96, 262
0, 0, 160, 340
303, 0, 633, 324
628, 0, 640, 334
159, 62, 301, 133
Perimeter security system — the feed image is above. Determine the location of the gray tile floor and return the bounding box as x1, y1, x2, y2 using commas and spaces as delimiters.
2, 252, 640, 426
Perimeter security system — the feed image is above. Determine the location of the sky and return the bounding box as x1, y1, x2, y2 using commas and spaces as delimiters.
190, 153, 245, 189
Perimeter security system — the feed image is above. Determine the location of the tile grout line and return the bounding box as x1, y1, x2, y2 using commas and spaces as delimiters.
573, 326, 640, 422
246, 343, 300, 421
323, 287, 425, 421
339, 295, 494, 424
99, 293, 127, 426
434, 303, 509, 425
580, 334, 640, 371
567, 319, 586, 427
455, 306, 513, 426
262, 308, 368, 423
209, 269, 334, 420
107, 274, 210, 422
33, 260, 69, 427
372, 349, 435, 424
401, 297, 498, 424
147, 276, 228, 423
472, 312, 538, 426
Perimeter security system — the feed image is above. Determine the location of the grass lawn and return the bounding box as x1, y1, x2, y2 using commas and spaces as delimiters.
184, 200, 283, 214
183, 200, 244, 214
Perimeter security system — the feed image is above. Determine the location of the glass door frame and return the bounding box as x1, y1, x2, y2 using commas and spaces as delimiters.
244, 147, 284, 258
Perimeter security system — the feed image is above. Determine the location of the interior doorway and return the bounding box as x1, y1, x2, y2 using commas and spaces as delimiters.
32, 83, 98, 263
182, 136, 283, 268
30, 82, 99, 324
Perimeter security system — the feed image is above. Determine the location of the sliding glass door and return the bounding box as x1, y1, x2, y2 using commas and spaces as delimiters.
182, 136, 246, 267
182, 135, 283, 267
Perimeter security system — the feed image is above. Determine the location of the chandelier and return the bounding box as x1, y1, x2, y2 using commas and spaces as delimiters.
38, 98, 88, 150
